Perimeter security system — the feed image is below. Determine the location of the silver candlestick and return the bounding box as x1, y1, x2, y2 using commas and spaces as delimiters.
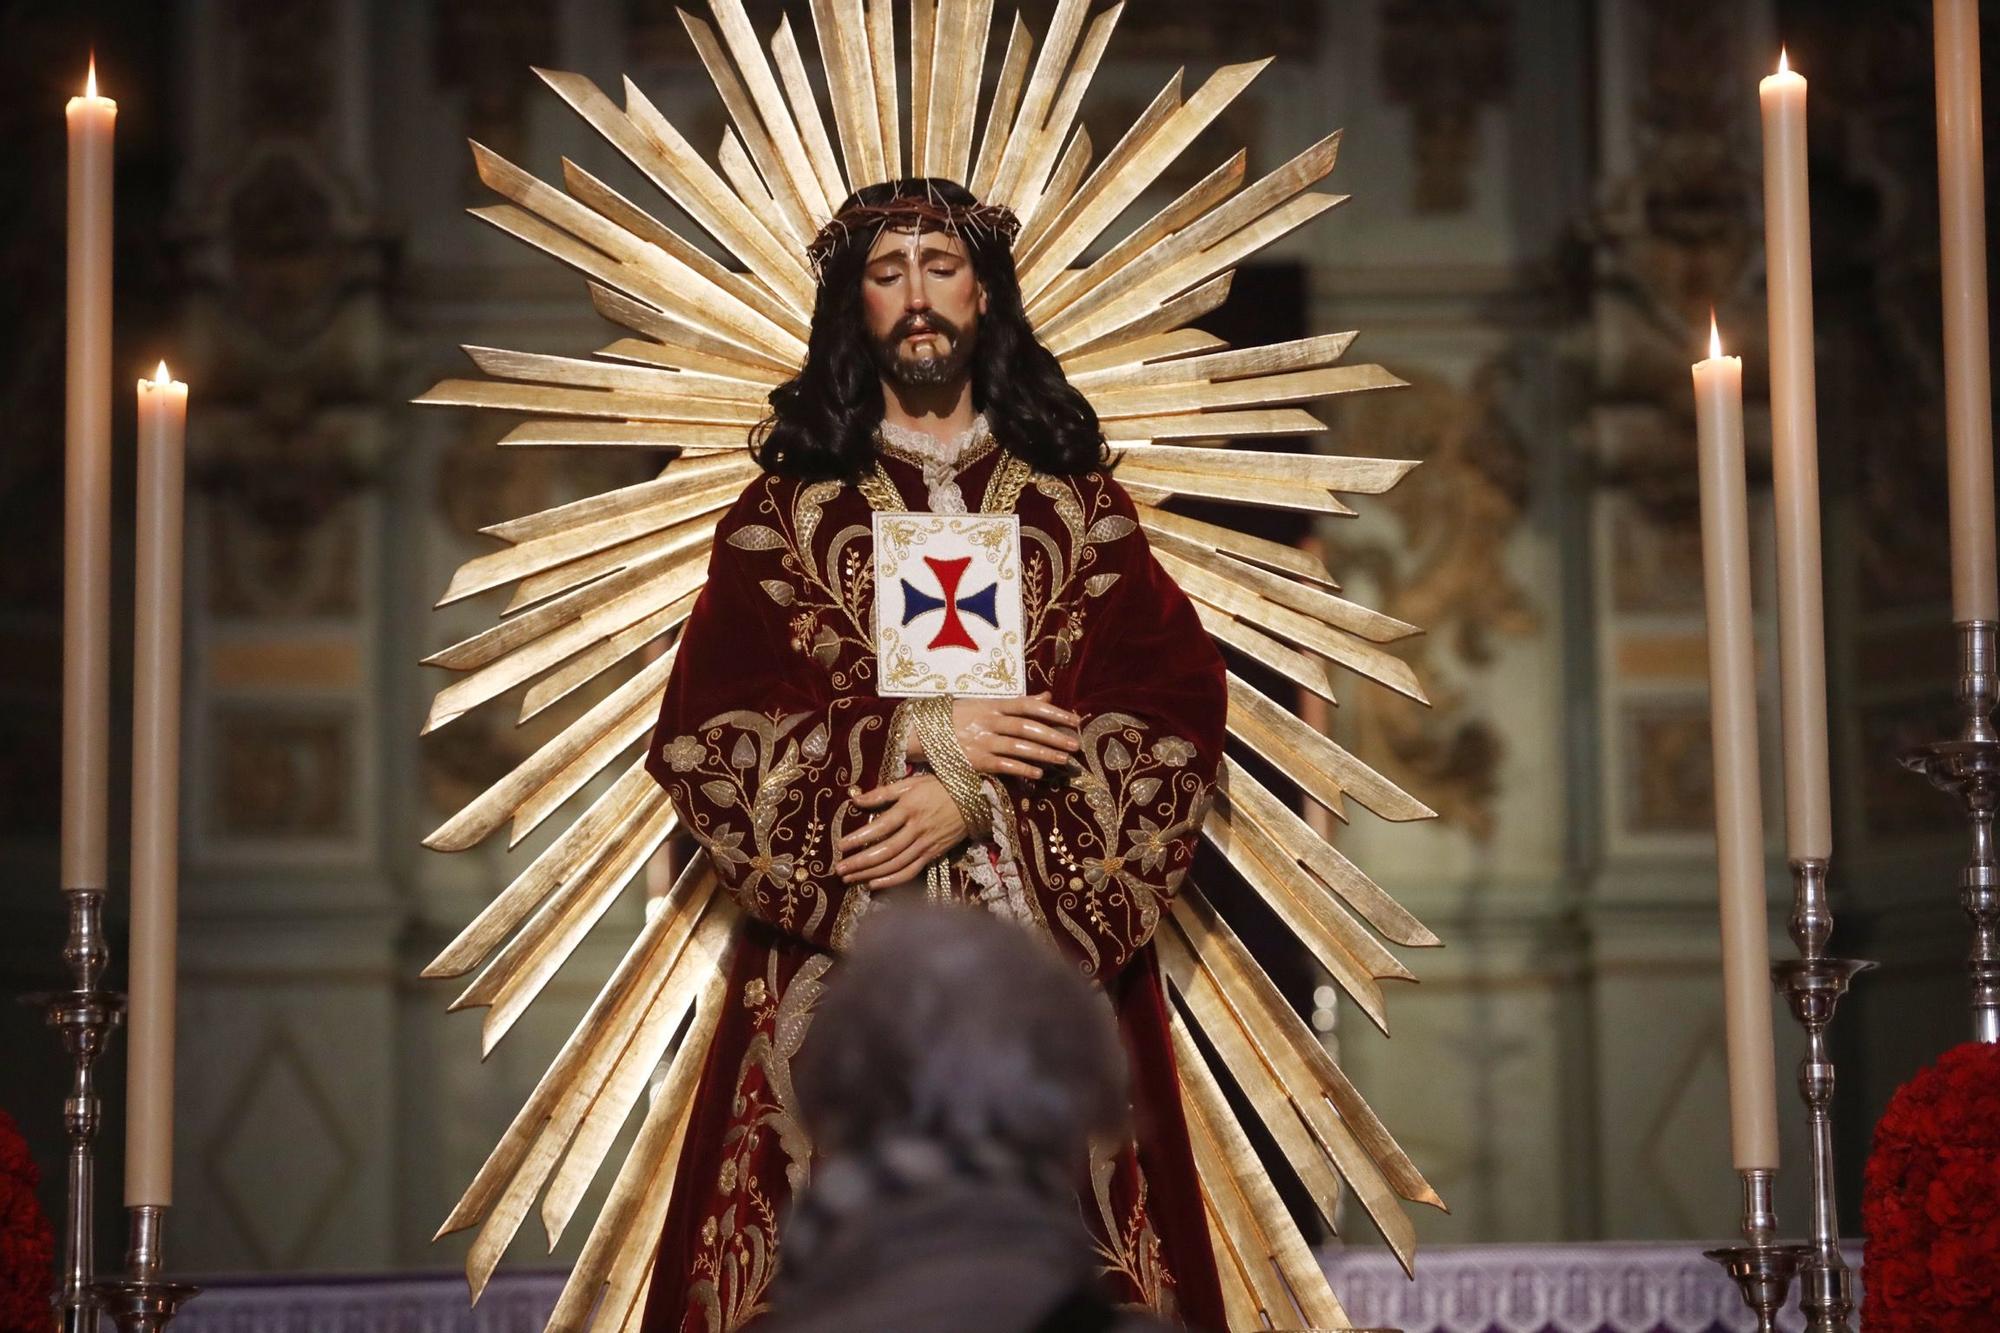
1703, 1167, 1807, 1333
22, 889, 126, 1333
91, 1205, 200, 1332
1772, 857, 1871, 1333
1900, 618, 2000, 1043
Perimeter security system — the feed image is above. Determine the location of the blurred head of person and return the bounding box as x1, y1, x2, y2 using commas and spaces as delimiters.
797, 902, 1127, 1177
781, 904, 1129, 1276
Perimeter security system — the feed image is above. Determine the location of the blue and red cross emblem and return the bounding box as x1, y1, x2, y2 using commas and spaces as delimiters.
900, 555, 999, 651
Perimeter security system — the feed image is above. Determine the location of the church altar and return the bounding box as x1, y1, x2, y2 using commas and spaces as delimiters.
159, 1244, 1865, 1333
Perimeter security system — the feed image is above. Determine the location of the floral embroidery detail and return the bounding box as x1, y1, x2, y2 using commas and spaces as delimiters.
685, 953, 831, 1332
665, 733, 706, 771
738, 476, 877, 690
663, 705, 886, 941
1018, 712, 1212, 976
1018, 475, 1134, 692
1088, 1138, 1177, 1315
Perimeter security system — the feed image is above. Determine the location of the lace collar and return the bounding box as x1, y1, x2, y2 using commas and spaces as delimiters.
871, 414, 997, 513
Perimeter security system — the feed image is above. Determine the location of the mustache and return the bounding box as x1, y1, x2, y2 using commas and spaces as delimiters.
889, 312, 962, 344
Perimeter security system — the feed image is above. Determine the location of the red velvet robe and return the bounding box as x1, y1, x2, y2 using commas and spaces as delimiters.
637, 441, 1229, 1332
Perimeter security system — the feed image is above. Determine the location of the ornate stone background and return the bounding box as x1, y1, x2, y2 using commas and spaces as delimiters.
0, 0, 1989, 1277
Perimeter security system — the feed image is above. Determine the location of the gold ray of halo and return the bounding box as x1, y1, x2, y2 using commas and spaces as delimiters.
1016, 69, 1191, 279
1044, 132, 1344, 336
1155, 915, 1352, 1234
986, 0, 1091, 210
811, 0, 878, 187
680, 9, 818, 243
531, 69, 810, 313
1171, 1007, 1354, 1330
1135, 505, 1341, 587
1017, 58, 1270, 298
1160, 894, 1427, 1272
515, 590, 698, 728
505, 511, 723, 616
774, 16, 849, 207
561, 159, 812, 343
910, 0, 935, 173
539, 875, 731, 1246
1061, 269, 1235, 358
438, 863, 714, 1238
969, 13, 1032, 198
1227, 672, 1436, 823
1060, 328, 1226, 378
425, 764, 656, 978
866, 0, 900, 179
1014, 127, 1092, 257
708, 0, 835, 221
544, 921, 730, 1328
1009, 0, 1121, 223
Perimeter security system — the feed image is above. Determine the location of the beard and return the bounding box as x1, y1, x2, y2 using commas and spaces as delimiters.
873, 311, 977, 388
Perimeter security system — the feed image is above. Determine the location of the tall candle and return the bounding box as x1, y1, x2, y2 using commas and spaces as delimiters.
1693, 318, 1782, 1172
127, 362, 188, 1208
64, 59, 115, 893
1759, 50, 1833, 862
1935, 0, 1998, 622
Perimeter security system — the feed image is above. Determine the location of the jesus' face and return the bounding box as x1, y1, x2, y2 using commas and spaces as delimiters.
860, 226, 988, 389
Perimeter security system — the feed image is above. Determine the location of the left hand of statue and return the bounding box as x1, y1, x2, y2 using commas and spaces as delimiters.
833, 774, 969, 889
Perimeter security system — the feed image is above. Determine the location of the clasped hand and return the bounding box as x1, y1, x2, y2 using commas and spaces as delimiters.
833, 692, 1082, 889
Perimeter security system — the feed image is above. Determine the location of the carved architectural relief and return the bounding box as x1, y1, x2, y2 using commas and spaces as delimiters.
1379, 0, 1509, 214
1326, 363, 1538, 840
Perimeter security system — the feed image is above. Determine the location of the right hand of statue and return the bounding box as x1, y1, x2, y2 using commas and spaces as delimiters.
932, 691, 1083, 779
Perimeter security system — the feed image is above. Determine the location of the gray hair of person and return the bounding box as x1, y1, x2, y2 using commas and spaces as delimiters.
794, 904, 1130, 1172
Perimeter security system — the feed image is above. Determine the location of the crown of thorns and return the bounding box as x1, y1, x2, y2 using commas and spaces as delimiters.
805, 196, 1022, 282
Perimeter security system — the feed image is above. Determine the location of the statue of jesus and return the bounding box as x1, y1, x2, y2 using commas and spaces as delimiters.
639, 175, 1230, 1331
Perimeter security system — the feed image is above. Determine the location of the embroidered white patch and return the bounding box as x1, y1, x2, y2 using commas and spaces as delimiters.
873, 511, 1024, 697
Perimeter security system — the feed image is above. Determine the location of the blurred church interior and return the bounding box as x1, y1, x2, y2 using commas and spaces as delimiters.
0, 0, 1985, 1323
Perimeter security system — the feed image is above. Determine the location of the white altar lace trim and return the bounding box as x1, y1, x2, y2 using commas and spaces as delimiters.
161, 1242, 1866, 1332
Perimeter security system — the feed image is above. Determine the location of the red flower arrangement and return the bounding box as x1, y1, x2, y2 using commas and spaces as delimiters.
1861, 1041, 2000, 1332
0, 1107, 55, 1332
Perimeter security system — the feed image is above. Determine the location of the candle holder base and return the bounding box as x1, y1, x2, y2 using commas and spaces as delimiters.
22, 889, 126, 1333
1703, 1241, 1807, 1333
89, 1277, 201, 1333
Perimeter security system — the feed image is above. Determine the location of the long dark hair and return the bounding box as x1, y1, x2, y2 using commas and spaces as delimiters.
754, 178, 1108, 481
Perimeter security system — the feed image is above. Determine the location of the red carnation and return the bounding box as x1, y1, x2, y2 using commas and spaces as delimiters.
1863, 1041, 2000, 1331
0, 1108, 55, 1332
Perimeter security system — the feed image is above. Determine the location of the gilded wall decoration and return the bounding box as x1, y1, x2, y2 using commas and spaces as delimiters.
1592, 0, 1760, 414
1379, 0, 1509, 214
1324, 363, 1537, 840
198, 410, 367, 619
435, 0, 558, 193
1622, 700, 1712, 835
233, 0, 334, 137
211, 703, 356, 839
221, 150, 377, 350
1784, 6, 1955, 612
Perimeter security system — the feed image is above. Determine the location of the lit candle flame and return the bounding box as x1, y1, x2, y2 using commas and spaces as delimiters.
85, 55, 97, 99
152, 360, 172, 385
1709, 312, 1722, 360
1778, 47, 1790, 76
